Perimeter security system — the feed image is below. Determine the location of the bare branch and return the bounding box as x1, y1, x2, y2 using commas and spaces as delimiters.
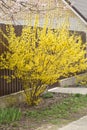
0, 0, 67, 24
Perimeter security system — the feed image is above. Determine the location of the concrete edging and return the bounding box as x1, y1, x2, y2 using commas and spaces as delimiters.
59, 73, 87, 87
0, 90, 25, 108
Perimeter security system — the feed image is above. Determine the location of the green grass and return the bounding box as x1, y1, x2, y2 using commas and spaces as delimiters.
25, 94, 87, 122
1, 94, 87, 126
0, 107, 22, 124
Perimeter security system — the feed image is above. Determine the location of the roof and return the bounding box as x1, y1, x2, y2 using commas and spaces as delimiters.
62, 0, 87, 25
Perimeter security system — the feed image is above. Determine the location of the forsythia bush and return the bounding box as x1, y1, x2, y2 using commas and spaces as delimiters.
0, 22, 87, 105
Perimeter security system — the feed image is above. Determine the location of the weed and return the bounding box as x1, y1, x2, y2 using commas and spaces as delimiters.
0, 107, 22, 124
42, 92, 54, 98
64, 85, 69, 88
12, 122, 19, 127
74, 93, 82, 97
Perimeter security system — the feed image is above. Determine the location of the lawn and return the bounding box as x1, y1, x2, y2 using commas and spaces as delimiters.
0, 92, 87, 130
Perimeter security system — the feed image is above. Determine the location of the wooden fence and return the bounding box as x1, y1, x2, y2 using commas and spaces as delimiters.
0, 24, 23, 96
0, 23, 86, 96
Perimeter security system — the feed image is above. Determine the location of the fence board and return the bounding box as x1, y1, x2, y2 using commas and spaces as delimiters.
0, 24, 23, 96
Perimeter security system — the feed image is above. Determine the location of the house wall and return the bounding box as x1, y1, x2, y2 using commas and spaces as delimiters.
0, 0, 87, 40
38, 0, 87, 41
57, 0, 87, 40
68, 14, 87, 40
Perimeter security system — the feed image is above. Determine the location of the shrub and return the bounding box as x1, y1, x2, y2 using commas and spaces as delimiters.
0, 19, 87, 105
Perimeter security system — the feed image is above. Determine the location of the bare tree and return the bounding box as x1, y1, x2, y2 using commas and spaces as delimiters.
0, 0, 60, 23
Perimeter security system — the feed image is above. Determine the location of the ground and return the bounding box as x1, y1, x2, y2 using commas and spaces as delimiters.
0, 92, 87, 130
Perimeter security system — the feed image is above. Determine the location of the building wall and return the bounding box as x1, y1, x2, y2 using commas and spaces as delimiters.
0, 0, 87, 40
57, 0, 87, 40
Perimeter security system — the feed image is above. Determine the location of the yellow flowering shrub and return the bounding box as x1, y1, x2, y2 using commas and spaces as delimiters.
0, 22, 87, 105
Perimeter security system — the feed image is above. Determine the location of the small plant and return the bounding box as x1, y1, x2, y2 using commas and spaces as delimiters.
76, 74, 87, 87
76, 83, 81, 87
42, 92, 54, 98
12, 122, 19, 127
64, 85, 69, 88
74, 93, 82, 97
0, 107, 22, 124
25, 111, 38, 118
